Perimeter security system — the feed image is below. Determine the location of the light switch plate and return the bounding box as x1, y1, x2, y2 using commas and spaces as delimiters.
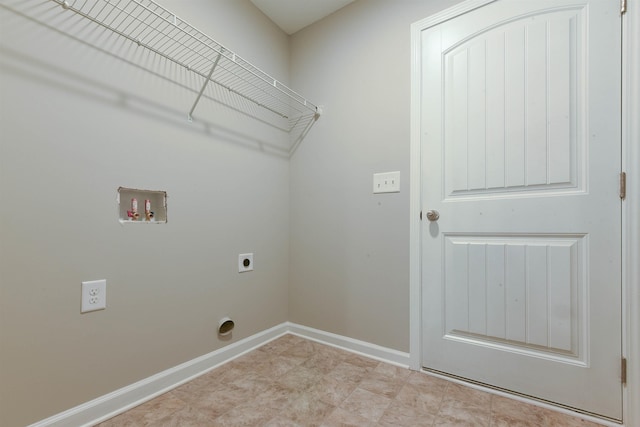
373, 171, 400, 193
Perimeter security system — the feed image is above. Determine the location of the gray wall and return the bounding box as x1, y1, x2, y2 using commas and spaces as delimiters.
0, 1, 290, 426
288, 0, 461, 351
0, 0, 468, 425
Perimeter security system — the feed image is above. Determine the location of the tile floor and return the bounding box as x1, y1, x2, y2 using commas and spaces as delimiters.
97, 334, 604, 426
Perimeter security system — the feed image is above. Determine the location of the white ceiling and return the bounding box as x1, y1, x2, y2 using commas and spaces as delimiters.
250, 0, 356, 35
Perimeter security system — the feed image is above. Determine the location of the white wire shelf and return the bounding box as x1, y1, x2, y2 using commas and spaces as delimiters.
50, 0, 320, 128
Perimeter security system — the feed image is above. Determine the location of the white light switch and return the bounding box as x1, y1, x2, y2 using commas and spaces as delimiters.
373, 171, 400, 193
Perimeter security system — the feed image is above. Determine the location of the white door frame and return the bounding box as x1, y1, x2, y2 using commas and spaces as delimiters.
408, 0, 640, 425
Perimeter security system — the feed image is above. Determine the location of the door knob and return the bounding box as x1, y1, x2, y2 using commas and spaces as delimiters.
426, 210, 440, 221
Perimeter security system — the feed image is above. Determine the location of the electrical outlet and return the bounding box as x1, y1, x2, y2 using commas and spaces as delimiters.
373, 171, 400, 193
81, 279, 107, 313
238, 253, 254, 273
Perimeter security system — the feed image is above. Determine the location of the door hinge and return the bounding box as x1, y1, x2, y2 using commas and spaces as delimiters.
622, 358, 627, 385
620, 172, 627, 200
621, 0, 627, 14
420, 211, 423, 220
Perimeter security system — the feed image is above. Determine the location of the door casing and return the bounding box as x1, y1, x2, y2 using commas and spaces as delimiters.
408, 0, 640, 425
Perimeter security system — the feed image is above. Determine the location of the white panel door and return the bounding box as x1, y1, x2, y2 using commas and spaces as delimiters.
420, 0, 622, 420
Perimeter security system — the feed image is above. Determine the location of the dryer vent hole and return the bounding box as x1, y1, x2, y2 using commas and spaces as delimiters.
218, 319, 235, 335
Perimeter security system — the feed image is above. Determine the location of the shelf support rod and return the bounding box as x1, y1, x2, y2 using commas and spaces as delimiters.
188, 51, 223, 122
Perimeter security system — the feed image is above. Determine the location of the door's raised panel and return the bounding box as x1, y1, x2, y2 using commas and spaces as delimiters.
442, 8, 585, 199
442, 234, 585, 362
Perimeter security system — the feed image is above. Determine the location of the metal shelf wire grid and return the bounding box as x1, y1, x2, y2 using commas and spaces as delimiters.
50, 0, 319, 127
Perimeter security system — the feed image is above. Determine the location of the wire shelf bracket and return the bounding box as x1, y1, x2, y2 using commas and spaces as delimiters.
188, 50, 222, 122
52, 0, 321, 130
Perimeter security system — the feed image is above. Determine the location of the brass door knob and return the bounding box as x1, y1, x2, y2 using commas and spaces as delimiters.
426, 210, 440, 221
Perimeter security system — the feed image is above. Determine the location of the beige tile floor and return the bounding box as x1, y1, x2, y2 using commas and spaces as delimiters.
97, 334, 604, 426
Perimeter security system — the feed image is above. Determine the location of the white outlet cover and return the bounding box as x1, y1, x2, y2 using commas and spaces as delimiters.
238, 253, 254, 273
81, 279, 107, 313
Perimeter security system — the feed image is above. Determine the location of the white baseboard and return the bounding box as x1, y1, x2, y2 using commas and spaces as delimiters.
28, 322, 408, 427
286, 322, 411, 368
28, 323, 289, 427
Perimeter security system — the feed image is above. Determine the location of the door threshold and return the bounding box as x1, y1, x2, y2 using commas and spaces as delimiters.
421, 367, 623, 426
